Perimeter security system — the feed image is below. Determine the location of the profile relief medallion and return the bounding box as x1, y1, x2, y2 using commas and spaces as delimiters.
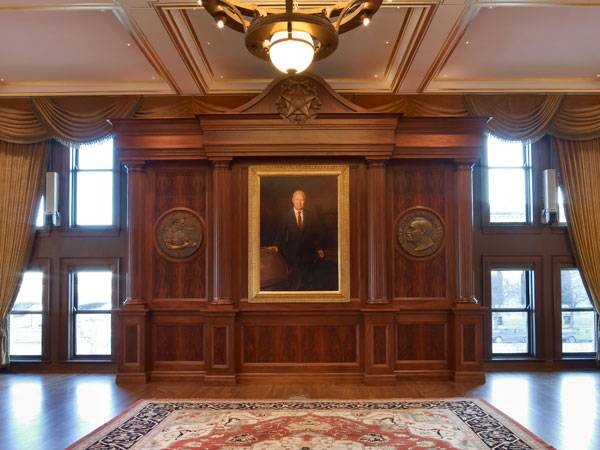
155, 208, 205, 261
396, 207, 445, 258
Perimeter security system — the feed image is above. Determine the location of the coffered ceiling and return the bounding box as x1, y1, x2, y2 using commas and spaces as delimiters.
0, 0, 599, 96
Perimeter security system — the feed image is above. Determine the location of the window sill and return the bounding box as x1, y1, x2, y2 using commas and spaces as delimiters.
58, 227, 121, 238
482, 225, 541, 235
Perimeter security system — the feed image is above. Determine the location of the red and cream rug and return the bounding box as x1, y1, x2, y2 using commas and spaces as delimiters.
67, 399, 554, 449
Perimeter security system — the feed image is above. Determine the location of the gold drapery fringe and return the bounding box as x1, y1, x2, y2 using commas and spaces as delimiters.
555, 138, 600, 361
0, 141, 48, 366
1, 94, 600, 144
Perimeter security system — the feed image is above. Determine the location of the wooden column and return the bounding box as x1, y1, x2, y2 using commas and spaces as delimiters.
454, 159, 477, 304
123, 162, 146, 306
117, 162, 148, 383
366, 159, 389, 304
211, 159, 232, 305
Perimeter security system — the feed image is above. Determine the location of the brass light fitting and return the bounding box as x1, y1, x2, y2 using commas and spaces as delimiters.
200, 0, 383, 73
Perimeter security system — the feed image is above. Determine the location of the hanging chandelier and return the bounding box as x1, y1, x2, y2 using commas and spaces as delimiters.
200, 0, 383, 74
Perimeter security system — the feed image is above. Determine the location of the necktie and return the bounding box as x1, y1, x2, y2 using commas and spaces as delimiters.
297, 210, 303, 230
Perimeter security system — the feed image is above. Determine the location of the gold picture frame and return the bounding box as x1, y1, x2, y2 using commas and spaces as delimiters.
248, 164, 350, 303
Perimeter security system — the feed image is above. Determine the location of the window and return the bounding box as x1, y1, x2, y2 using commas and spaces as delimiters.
560, 268, 597, 354
490, 269, 535, 355
35, 196, 45, 227
9, 271, 44, 357
557, 186, 567, 224
70, 138, 116, 227
485, 134, 532, 224
69, 269, 114, 357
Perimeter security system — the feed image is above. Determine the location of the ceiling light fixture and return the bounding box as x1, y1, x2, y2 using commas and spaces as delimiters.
201, 0, 383, 74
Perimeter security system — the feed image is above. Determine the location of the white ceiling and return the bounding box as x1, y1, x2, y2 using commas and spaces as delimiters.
0, 0, 599, 96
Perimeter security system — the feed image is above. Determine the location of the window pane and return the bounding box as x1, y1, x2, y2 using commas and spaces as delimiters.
12, 271, 43, 312
75, 314, 111, 355
491, 270, 528, 309
35, 196, 44, 227
492, 311, 529, 354
75, 171, 113, 225
487, 135, 524, 167
77, 139, 114, 170
76, 271, 112, 310
488, 169, 527, 222
562, 311, 596, 353
561, 269, 593, 309
558, 186, 567, 224
9, 314, 42, 356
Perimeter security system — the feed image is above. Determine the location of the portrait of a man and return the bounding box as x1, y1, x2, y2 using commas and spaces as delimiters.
265, 189, 336, 291
248, 165, 349, 303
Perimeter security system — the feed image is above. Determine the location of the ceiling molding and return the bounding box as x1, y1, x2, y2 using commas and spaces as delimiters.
420, 1, 600, 93
0, 1, 178, 96
153, 2, 441, 94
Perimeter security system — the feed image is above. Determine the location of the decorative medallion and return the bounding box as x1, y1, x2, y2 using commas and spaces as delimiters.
155, 208, 204, 260
396, 208, 444, 258
276, 78, 322, 124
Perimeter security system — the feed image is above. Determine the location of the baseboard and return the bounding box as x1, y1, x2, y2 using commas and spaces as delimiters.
453, 371, 486, 383
116, 372, 149, 384
394, 370, 454, 381
149, 371, 206, 382
204, 374, 237, 385
236, 372, 363, 384
363, 373, 396, 385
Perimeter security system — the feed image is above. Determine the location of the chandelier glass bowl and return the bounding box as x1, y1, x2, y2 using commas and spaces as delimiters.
200, 0, 383, 74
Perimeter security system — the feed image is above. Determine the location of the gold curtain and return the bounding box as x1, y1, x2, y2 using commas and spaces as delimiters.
0, 141, 48, 366
555, 137, 600, 361
2, 94, 600, 144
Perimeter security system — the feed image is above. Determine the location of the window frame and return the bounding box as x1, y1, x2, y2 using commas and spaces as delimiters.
8, 259, 51, 361
69, 138, 119, 230
60, 258, 119, 361
552, 256, 598, 359
481, 135, 535, 229
483, 256, 543, 360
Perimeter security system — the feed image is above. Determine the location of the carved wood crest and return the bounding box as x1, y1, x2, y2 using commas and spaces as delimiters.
154, 208, 205, 261
396, 207, 445, 258
276, 78, 322, 124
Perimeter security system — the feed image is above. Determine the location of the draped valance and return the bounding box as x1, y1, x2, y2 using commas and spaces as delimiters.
1, 94, 599, 145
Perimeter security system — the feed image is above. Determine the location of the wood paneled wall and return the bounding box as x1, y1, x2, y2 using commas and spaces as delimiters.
114, 74, 487, 384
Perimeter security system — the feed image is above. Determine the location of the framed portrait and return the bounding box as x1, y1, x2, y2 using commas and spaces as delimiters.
248, 164, 350, 303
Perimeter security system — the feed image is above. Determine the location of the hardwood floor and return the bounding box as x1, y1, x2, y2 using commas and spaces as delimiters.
0, 371, 598, 450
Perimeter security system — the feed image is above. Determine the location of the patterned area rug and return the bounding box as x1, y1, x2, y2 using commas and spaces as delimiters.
67, 399, 554, 449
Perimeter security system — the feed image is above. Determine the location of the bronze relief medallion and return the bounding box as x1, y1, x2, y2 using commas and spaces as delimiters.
155, 208, 204, 260
396, 208, 444, 258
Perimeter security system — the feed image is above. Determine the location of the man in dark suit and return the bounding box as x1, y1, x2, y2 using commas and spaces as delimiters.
266, 190, 328, 290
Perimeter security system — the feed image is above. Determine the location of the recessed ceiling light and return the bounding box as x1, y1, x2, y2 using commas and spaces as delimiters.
596, 73, 600, 78
465, 40, 470, 45
207, 41, 211, 46
126, 43, 132, 47
219, 75, 224, 79
374, 74, 379, 78
0, 78, 4, 82
151, 76, 156, 80
385, 40, 390, 45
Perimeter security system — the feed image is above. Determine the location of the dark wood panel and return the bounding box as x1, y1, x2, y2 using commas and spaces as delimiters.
242, 324, 358, 364
154, 325, 204, 362
212, 326, 228, 366
391, 162, 451, 299
462, 324, 476, 363
397, 323, 447, 362
151, 164, 208, 300
124, 325, 138, 364
372, 325, 388, 365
